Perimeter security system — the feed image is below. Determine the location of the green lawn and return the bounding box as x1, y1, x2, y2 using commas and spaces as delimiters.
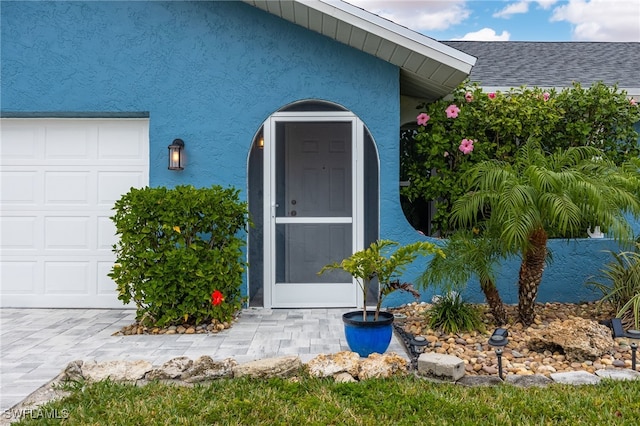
15, 376, 640, 425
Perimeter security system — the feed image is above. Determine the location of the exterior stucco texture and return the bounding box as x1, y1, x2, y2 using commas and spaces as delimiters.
2, 1, 634, 306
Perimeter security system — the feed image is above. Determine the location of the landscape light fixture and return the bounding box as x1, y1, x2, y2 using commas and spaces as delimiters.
168, 138, 185, 170
410, 335, 429, 354
626, 329, 640, 370
488, 328, 509, 380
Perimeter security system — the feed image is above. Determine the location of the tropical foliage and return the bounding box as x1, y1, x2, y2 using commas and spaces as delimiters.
319, 240, 444, 321
588, 246, 640, 330
451, 140, 640, 325
401, 81, 640, 237
419, 229, 508, 325
426, 292, 486, 333
109, 185, 248, 327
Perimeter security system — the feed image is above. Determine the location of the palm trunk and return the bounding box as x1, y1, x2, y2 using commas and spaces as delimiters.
517, 227, 548, 326
480, 277, 508, 325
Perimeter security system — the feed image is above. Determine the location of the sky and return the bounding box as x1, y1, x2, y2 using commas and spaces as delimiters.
342, 0, 640, 41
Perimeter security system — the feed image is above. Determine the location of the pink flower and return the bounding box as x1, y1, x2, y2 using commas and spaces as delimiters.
416, 112, 430, 126
488, 92, 496, 99
445, 104, 460, 118
444, 151, 449, 157
465, 92, 473, 102
543, 92, 550, 101
631, 98, 638, 106
459, 138, 474, 155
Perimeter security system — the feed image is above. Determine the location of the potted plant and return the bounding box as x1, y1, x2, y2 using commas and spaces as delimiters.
319, 239, 444, 356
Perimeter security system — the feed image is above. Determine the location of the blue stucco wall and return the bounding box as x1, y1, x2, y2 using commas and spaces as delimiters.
2, 1, 636, 308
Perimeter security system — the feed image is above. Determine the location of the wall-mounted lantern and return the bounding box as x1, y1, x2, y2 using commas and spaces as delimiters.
168, 138, 185, 170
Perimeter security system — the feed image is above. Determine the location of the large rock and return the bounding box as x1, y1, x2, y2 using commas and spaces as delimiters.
527, 317, 614, 362
81, 360, 153, 383
358, 352, 409, 380
232, 356, 302, 379
146, 356, 193, 380
417, 353, 465, 382
306, 351, 361, 378
181, 356, 236, 383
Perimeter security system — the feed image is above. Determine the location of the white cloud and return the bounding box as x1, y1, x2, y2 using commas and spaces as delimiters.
453, 28, 512, 41
550, 0, 640, 41
343, 0, 471, 32
493, 1, 530, 19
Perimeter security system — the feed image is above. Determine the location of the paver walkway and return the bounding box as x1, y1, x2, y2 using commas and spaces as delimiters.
0, 308, 407, 412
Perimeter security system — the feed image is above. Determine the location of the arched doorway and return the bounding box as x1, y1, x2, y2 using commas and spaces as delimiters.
248, 101, 379, 308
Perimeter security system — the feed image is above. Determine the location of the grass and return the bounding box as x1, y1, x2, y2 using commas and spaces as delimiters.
14, 376, 640, 425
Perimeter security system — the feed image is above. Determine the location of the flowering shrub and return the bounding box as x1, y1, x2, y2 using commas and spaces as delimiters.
401, 81, 640, 236
109, 185, 248, 327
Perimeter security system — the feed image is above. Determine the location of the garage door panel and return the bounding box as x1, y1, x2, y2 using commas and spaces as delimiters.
44, 125, 96, 159
0, 216, 38, 249
97, 261, 117, 295
44, 171, 91, 204
97, 216, 117, 251
44, 216, 91, 249
97, 171, 145, 205
44, 261, 90, 294
1, 261, 37, 293
98, 123, 146, 160
1, 118, 149, 308
0, 171, 39, 204
0, 126, 42, 159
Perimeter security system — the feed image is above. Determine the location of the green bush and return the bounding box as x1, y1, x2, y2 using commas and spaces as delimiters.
588, 246, 640, 330
109, 185, 248, 327
427, 292, 486, 334
402, 81, 640, 236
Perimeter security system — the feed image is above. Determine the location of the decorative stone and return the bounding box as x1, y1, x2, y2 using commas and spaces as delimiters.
528, 318, 614, 362
550, 371, 601, 385
232, 356, 302, 379
358, 353, 408, 380
81, 360, 153, 383
456, 376, 503, 386
505, 374, 552, 387
595, 369, 640, 381
417, 353, 465, 382
146, 356, 193, 380
181, 356, 236, 383
306, 351, 360, 378
334, 372, 357, 383
62, 360, 85, 382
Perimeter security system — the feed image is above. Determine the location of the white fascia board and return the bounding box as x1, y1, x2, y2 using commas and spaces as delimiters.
301, 0, 476, 73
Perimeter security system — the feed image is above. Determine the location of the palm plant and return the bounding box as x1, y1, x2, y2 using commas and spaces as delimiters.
452, 139, 640, 326
588, 247, 640, 330
419, 229, 508, 325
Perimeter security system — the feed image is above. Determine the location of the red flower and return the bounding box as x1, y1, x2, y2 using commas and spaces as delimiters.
211, 290, 224, 306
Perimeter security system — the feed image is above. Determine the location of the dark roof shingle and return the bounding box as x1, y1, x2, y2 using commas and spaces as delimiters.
441, 41, 640, 90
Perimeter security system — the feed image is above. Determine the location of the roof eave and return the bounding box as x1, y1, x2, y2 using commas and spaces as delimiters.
243, 0, 476, 101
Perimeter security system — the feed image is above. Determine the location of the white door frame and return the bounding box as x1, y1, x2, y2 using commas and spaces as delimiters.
263, 111, 365, 308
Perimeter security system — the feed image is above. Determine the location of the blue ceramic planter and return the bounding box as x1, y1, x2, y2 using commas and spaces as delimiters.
342, 311, 394, 357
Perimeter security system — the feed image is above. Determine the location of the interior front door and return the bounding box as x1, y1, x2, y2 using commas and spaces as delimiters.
265, 114, 363, 307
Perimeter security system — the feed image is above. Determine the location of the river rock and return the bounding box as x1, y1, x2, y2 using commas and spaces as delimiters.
527, 318, 614, 362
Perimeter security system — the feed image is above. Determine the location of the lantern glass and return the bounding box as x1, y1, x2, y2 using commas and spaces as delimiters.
168, 139, 184, 170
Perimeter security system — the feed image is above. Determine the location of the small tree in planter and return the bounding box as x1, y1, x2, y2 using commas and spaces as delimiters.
319, 240, 444, 357
109, 185, 248, 327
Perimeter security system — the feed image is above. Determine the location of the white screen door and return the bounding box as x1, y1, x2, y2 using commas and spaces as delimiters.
264, 113, 364, 307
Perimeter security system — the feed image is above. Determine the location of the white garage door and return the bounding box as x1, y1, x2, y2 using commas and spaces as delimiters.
0, 118, 149, 308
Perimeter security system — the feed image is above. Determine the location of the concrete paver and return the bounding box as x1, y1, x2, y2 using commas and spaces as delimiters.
0, 307, 407, 412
